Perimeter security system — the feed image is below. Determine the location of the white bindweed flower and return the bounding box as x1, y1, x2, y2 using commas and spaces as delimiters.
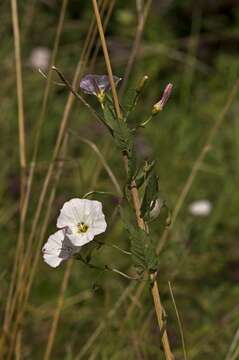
57, 198, 107, 246
189, 199, 212, 217
42, 229, 81, 268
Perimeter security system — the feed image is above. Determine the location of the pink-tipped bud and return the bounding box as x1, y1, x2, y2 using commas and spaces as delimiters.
152, 83, 173, 114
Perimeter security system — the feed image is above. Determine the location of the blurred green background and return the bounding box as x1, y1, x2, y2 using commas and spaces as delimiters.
0, 0, 239, 359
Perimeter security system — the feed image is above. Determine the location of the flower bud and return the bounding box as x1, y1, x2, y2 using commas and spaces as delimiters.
136, 75, 149, 93
152, 83, 173, 114
150, 198, 163, 220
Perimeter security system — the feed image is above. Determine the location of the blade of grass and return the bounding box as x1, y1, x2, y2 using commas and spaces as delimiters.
43, 259, 73, 360
69, 132, 122, 196
11, 0, 26, 208
225, 327, 239, 360
76, 282, 136, 359
1, 0, 27, 351
119, 0, 152, 97
168, 281, 187, 360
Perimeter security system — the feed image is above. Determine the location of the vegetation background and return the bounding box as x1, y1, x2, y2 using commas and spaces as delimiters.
0, 0, 239, 359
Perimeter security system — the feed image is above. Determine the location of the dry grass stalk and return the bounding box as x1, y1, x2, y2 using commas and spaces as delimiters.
120, 77, 239, 339
43, 3, 117, 357
119, 0, 152, 97
7, 135, 68, 358
168, 282, 187, 360
11, 0, 26, 207
91, 0, 173, 358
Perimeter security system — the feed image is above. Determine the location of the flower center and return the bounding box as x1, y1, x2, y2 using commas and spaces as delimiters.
97, 90, 105, 104
77, 222, 89, 233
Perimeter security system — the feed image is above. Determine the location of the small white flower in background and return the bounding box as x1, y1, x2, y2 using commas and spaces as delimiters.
57, 198, 107, 247
29, 47, 51, 71
189, 199, 212, 217
42, 229, 81, 268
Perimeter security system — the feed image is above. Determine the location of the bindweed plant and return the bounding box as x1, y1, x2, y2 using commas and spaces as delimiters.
43, 64, 174, 359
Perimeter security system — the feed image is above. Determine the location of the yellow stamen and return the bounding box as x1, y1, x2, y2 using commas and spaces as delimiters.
77, 222, 89, 233
97, 90, 105, 104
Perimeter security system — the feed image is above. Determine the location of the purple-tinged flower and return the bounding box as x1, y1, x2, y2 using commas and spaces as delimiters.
152, 83, 173, 114
79, 74, 121, 103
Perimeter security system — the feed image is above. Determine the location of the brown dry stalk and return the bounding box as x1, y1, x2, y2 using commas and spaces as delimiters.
43, 259, 73, 360
9, 0, 27, 325
75, 76, 239, 358
119, 0, 152, 97
1, 0, 69, 352
8, 8, 95, 334
168, 282, 187, 360
43, 3, 116, 358
7, 136, 68, 359
121, 78, 239, 334
1, 0, 26, 353
77, 282, 136, 359
11, 0, 26, 207
92, 0, 173, 359
5, 0, 111, 357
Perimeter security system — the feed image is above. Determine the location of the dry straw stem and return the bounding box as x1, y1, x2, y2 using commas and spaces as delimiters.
225, 327, 239, 360
11, 0, 26, 206
71, 134, 122, 196
43, 131, 121, 359
43, 132, 121, 360
7, 48, 97, 360
43, 2, 116, 358
6, 5, 95, 342
87, 1, 239, 357
8, 0, 27, 334
168, 282, 187, 360
1, 0, 69, 351
122, 77, 239, 327
7, 136, 68, 359
121, 78, 239, 335
44, 259, 73, 360
119, 0, 152, 97
92, 0, 173, 359
157, 77, 239, 254
1, 0, 27, 351
73, 77, 239, 358
77, 282, 136, 359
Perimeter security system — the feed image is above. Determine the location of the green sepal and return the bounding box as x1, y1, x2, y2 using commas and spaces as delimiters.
102, 101, 116, 130
134, 160, 156, 189
140, 166, 159, 221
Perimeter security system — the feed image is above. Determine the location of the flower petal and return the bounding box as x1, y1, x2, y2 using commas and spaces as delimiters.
43, 254, 62, 268
79, 74, 99, 94
57, 198, 104, 228
80, 74, 121, 95
67, 231, 95, 247
42, 230, 81, 268
42, 230, 65, 255
57, 198, 85, 228
90, 217, 107, 235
